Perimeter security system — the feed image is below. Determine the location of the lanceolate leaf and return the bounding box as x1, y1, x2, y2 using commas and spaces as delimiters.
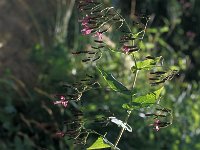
131, 56, 162, 72
87, 137, 111, 150
98, 68, 131, 95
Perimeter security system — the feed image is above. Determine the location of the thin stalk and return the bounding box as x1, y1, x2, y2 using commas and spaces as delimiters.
114, 69, 139, 148
132, 69, 139, 89
114, 110, 131, 148
112, 9, 139, 144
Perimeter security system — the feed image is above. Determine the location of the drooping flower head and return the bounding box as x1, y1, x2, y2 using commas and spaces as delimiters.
153, 119, 160, 131
149, 119, 161, 131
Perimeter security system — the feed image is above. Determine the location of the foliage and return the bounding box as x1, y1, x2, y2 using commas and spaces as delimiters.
51, 0, 178, 149
0, 0, 200, 150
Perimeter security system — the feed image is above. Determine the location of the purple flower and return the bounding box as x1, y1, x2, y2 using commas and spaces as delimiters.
53, 95, 68, 107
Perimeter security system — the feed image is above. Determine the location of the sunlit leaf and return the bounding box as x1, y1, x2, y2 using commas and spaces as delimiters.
122, 87, 164, 110
97, 68, 131, 95
87, 137, 111, 150
131, 56, 162, 72
132, 87, 164, 107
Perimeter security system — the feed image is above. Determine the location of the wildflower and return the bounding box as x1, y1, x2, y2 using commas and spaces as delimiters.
122, 44, 139, 54
94, 31, 103, 40
149, 119, 160, 131
122, 45, 130, 54
79, 15, 93, 35
53, 95, 68, 107
153, 119, 160, 131
79, 15, 91, 26
81, 27, 93, 35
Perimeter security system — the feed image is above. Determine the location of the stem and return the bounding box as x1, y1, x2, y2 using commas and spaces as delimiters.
114, 69, 139, 148
132, 69, 139, 89
114, 110, 131, 148
93, 2, 142, 148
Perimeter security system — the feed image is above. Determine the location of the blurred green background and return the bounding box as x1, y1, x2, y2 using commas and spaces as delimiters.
0, 0, 199, 149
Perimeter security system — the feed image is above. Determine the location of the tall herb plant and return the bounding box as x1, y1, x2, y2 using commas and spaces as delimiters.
52, 0, 178, 149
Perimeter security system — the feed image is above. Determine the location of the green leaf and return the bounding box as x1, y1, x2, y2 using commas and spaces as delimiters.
122, 103, 133, 111
131, 56, 162, 72
132, 87, 164, 107
98, 68, 131, 95
87, 137, 111, 150
122, 87, 164, 110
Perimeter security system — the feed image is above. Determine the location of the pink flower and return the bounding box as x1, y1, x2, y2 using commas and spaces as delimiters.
122, 45, 138, 54
79, 15, 91, 26
79, 15, 93, 35
53, 95, 68, 107
60, 95, 65, 100
54, 100, 68, 107
81, 27, 92, 35
149, 119, 160, 131
122, 45, 130, 54
94, 32, 103, 40
154, 120, 160, 131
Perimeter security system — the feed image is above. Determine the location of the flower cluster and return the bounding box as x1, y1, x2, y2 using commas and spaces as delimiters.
79, 15, 103, 40
80, 15, 93, 35
78, 0, 124, 42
